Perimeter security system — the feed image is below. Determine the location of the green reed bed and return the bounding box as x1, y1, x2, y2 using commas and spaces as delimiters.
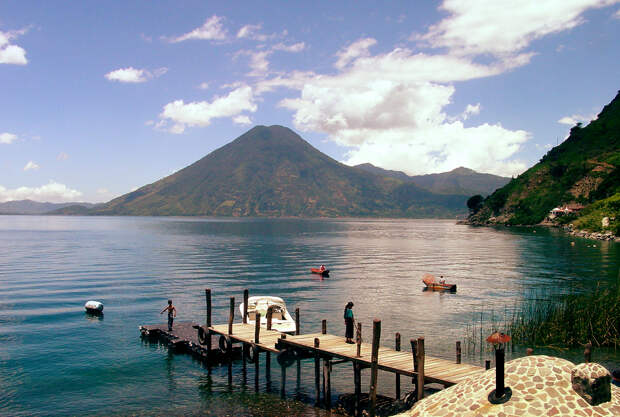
508, 284, 619, 349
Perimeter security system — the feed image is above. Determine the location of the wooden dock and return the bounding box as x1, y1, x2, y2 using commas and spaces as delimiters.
140, 288, 486, 417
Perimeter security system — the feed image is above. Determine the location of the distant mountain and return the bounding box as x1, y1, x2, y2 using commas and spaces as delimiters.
355, 164, 510, 196
0, 200, 95, 215
82, 125, 467, 218
468, 90, 620, 231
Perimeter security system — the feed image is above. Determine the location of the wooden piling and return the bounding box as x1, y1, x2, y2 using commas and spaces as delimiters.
243, 289, 249, 324
254, 312, 261, 343
323, 359, 332, 409
295, 307, 300, 335
228, 297, 235, 335
314, 338, 321, 406
526, 347, 534, 356
456, 341, 462, 364
266, 351, 271, 386
322, 319, 327, 335
254, 348, 260, 393
354, 362, 361, 417
266, 306, 273, 330
356, 322, 362, 357
369, 319, 381, 417
395, 333, 401, 400
205, 289, 212, 353
584, 342, 592, 363
416, 337, 425, 401
205, 288, 212, 328
280, 362, 286, 399
410, 339, 418, 371
485, 360, 491, 370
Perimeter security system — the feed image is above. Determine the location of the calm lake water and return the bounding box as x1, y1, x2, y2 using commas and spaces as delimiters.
0, 216, 618, 416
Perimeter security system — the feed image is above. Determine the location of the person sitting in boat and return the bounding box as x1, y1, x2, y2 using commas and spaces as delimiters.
439, 275, 445, 284
319, 264, 326, 272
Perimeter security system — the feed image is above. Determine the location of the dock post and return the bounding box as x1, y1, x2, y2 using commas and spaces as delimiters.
243, 289, 249, 324
410, 339, 418, 372
266, 351, 271, 390
266, 306, 273, 330
295, 307, 300, 335
356, 322, 362, 357
416, 337, 425, 401
322, 319, 327, 335
296, 353, 301, 393
526, 348, 534, 356
323, 359, 332, 409
395, 332, 401, 400
255, 347, 260, 393
314, 338, 321, 406
254, 313, 261, 343
354, 362, 361, 417
456, 341, 462, 364
485, 359, 491, 370
280, 361, 286, 399
228, 297, 235, 335
205, 289, 212, 354
584, 342, 592, 363
369, 319, 381, 417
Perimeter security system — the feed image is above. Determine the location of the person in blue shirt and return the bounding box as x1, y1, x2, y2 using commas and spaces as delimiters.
344, 301, 355, 344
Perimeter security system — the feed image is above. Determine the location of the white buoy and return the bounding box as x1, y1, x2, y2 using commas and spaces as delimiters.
85, 300, 104, 313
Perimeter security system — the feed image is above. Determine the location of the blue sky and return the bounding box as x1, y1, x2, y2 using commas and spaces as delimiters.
1, 1, 619, 203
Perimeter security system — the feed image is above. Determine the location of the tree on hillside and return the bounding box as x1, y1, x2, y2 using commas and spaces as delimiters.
467, 194, 484, 214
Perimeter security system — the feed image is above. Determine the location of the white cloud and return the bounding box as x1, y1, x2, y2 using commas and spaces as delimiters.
169, 15, 228, 42
0, 28, 28, 65
262, 40, 533, 176
463, 103, 481, 120
233, 115, 252, 125
235, 49, 271, 76
24, 161, 39, 171
557, 113, 597, 125
0, 132, 18, 144
198, 82, 210, 90
158, 86, 257, 133
0, 181, 82, 203
105, 67, 168, 83
415, 0, 619, 58
237, 24, 262, 39
57, 152, 69, 160
614, 8, 620, 18
273, 42, 306, 53
335, 38, 377, 69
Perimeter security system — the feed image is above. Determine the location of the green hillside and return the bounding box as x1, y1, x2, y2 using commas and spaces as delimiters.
468, 91, 620, 230
87, 125, 467, 217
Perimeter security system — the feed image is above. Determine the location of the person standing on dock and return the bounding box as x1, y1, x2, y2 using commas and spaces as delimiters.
344, 301, 355, 343
160, 299, 176, 331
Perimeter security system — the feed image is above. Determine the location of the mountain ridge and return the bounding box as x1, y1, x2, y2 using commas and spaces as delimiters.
70, 125, 468, 218
354, 163, 510, 196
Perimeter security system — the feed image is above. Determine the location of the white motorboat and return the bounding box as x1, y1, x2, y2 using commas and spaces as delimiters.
239, 296, 296, 334
84, 300, 104, 314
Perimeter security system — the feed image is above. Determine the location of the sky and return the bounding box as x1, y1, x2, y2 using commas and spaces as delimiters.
1, 1, 619, 203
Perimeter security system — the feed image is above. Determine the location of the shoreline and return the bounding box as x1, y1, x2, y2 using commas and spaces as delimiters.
459, 219, 620, 242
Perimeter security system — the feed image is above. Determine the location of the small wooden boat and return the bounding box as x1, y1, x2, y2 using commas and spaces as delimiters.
311, 267, 329, 276
239, 296, 296, 334
85, 300, 104, 314
424, 282, 457, 292
422, 273, 456, 292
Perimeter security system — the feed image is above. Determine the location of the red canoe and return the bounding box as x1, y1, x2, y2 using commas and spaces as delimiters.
311, 268, 330, 276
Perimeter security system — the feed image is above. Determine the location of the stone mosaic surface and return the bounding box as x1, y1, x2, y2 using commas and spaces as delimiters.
393, 355, 620, 417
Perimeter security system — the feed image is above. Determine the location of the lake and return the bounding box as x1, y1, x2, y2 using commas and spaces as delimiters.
0, 216, 618, 416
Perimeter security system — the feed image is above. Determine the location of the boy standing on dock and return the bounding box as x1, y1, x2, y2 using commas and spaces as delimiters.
160, 299, 176, 331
